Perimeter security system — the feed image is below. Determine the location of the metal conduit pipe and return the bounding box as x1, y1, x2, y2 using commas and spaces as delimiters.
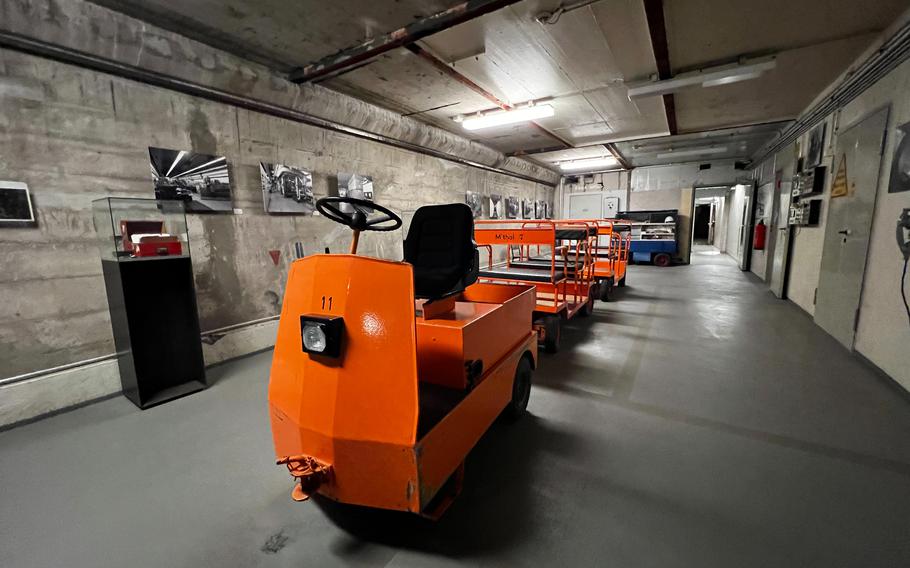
751, 22, 910, 165
0, 30, 557, 187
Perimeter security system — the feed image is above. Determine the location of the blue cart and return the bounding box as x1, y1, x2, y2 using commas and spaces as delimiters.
630, 238, 677, 266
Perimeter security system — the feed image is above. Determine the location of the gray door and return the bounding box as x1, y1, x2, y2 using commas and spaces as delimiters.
738, 184, 755, 271
814, 107, 889, 348
769, 176, 792, 298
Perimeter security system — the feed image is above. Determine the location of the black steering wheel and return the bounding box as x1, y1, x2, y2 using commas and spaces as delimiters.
316, 197, 402, 232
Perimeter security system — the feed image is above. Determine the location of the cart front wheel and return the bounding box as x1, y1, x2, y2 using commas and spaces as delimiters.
504, 356, 533, 420
653, 253, 671, 267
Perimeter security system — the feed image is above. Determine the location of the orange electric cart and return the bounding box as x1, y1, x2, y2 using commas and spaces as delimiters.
473, 220, 599, 353
268, 197, 538, 518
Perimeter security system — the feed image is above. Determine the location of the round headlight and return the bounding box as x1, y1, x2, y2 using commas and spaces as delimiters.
302, 322, 327, 353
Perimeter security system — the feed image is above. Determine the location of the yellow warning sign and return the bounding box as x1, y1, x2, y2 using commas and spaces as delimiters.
831, 154, 848, 198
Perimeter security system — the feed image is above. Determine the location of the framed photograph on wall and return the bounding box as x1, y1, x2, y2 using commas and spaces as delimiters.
149, 147, 233, 213
465, 190, 483, 218
522, 199, 534, 219
337, 173, 374, 201
489, 194, 503, 219
0, 181, 36, 226
806, 122, 826, 170
888, 120, 910, 193
260, 163, 315, 214
506, 196, 519, 219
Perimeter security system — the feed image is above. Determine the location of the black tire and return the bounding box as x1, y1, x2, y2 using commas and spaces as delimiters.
600, 278, 614, 302
543, 315, 561, 353
653, 253, 671, 267
618, 275, 627, 287
579, 286, 596, 317
504, 356, 533, 420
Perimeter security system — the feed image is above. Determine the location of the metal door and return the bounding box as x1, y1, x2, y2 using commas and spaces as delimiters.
738, 183, 755, 271
814, 107, 889, 348
568, 192, 602, 218
769, 176, 792, 298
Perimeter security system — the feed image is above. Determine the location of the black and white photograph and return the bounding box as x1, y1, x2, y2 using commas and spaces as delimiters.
522, 199, 534, 219
0, 181, 36, 225
506, 196, 519, 219
260, 162, 315, 214
489, 194, 503, 219
537, 200, 550, 219
466, 190, 483, 219
149, 147, 233, 213
338, 173, 374, 201
806, 122, 826, 170
888, 120, 910, 193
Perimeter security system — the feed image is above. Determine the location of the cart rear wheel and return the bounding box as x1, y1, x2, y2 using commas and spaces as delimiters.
579, 287, 595, 317
504, 356, 533, 420
653, 253, 671, 267
543, 315, 561, 353
618, 275, 627, 287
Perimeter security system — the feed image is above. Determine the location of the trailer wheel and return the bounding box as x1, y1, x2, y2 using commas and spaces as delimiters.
543, 316, 561, 353
618, 275, 627, 287
504, 356, 533, 420
653, 253, 671, 267
579, 287, 595, 317
600, 278, 614, 302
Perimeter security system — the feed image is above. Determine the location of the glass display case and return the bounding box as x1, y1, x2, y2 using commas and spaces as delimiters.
92, 197, 189, 260
93, 197, 206, 409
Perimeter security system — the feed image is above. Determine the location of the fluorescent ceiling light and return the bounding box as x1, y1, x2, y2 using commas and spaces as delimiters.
559, 156, 619, 171
656, 146, 727, 159
461, 104, 555, 131
627, 58, 776, 100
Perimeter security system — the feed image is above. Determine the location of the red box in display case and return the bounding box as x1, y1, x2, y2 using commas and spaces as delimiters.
133, 237, 183, 257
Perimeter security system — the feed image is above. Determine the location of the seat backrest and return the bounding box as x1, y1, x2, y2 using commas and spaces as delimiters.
403, 203, 478, 300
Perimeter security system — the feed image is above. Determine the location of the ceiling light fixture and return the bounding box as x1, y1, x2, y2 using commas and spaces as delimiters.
559, 156, 619, 171
627, 57, 776, 100
656, 146, 728, 159
461, 104, 555, 131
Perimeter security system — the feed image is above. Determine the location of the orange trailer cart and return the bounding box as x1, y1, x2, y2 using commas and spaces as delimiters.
473, 220, 598, 353
515, 219, 631, 301
269, 198, 538, 519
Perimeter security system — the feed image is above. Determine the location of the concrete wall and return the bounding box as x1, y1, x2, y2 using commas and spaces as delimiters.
561, 170, 631, 214
751, 58, 910, 390
839, 58, 910, 390
0, 47, 553, 383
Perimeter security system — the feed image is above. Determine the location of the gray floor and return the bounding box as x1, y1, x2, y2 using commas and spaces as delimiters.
3, 248, 910, 567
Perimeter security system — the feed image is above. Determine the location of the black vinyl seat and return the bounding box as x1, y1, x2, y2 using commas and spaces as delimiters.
404, 203, 478, 300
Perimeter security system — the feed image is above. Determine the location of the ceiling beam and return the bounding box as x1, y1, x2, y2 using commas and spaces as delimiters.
604, 142, 632, 170
405, 43, 572, 150
642, 0, 678, 135
289, 0, 522, 84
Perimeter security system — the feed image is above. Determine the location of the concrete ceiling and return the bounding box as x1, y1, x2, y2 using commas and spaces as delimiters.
91, 0, 909, 171
89, 0, 457, 70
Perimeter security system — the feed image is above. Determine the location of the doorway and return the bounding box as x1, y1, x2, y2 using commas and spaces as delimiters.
693, 203, 712, 244
691, 187, 729, 259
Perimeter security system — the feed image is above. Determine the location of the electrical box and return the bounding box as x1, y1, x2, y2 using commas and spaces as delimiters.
792, 166, 827, 198
789, 199, 822, 227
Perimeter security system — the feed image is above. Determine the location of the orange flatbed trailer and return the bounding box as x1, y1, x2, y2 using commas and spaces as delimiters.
269, 199, 538, 518
473, 220, 599, 352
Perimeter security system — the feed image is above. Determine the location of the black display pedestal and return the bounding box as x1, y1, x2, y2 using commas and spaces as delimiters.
102, 256, 207, 409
